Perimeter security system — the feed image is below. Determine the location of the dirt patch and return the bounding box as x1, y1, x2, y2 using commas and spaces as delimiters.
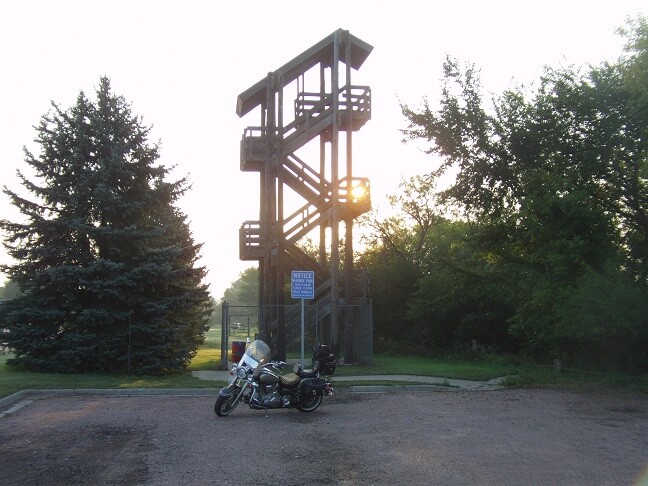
0, 389, 646, 485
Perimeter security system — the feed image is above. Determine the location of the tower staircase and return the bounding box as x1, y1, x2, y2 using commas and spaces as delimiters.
236, 29, 373, 358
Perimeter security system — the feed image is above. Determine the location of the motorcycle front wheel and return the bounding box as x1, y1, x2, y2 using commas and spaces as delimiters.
297, 391, 323, 412
214, 391, 239, 417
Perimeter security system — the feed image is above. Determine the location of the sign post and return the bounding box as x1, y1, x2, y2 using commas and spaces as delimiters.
291, 270, 315, 363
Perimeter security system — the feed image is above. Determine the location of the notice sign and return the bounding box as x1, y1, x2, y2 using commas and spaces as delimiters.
291, 270, 315, 300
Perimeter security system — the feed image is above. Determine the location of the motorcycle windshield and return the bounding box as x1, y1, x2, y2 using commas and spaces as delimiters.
243, 340, 271, 368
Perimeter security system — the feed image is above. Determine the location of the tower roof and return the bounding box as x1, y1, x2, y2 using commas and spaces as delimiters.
236, 29, 373, 117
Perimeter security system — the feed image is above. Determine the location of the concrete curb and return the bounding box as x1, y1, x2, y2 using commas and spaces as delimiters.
0, 389, 30, 411
191, 370, 510, 391
0, 376, 510, 413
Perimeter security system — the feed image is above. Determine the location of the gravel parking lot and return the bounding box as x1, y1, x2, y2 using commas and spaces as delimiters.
0, 388, 646, 485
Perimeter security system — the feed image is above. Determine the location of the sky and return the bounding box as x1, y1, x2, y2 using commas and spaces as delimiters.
1, 0, 646, 298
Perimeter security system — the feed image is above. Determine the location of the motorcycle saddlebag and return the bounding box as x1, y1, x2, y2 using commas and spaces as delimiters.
317, 355, 337, 375
299, 377, 326, 395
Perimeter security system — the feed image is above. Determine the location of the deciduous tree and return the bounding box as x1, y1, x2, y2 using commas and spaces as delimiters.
400, 18, 647, 368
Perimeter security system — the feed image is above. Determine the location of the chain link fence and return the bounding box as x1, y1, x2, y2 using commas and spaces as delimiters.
219, 302, 372, 368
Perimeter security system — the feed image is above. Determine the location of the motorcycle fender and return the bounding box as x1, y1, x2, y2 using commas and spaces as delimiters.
218, 384, 239, 398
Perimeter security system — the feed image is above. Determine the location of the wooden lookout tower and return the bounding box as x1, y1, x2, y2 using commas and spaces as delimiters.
237, 29, 373, 361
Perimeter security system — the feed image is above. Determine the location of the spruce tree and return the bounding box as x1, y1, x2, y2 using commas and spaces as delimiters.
0, 77, 212, 374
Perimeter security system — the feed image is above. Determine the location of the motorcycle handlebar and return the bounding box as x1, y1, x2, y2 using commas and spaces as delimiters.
264, 361, 289, 371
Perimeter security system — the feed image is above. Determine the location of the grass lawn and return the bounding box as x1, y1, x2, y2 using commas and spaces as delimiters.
332, 355, 519, 381
2, 341, 646, 399
187, 327, 223, 371
0, 354, 215, 400
505, 365, 648, 394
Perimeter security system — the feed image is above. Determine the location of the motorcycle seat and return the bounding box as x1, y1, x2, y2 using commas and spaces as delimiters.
300, 369, 318, 378
280, 373, 301, 386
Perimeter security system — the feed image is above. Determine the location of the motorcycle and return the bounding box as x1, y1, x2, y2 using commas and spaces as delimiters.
214, 339, 336, 417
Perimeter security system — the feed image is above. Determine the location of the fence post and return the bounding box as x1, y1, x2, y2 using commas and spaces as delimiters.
221, 301, 229, 370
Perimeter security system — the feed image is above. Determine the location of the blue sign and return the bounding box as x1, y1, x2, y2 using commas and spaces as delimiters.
291, 270, 315, 300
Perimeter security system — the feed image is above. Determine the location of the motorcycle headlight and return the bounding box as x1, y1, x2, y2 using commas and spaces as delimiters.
237, 367, 248, 379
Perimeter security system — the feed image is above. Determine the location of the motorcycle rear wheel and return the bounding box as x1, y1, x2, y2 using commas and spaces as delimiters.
297, 391, 323, 412
214, 392, 239, 417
